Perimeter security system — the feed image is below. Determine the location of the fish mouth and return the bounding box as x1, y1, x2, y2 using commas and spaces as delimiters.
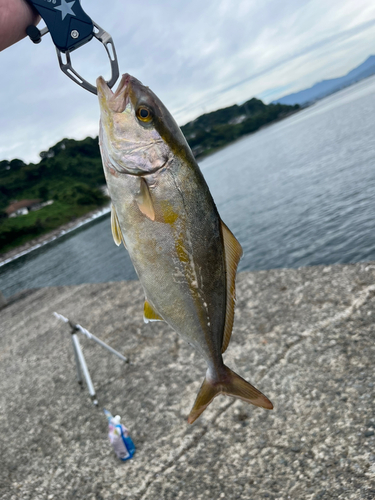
96, 74, 132, 112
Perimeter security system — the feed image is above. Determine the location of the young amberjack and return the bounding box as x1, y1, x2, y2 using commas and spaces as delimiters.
97, 74, 273, 424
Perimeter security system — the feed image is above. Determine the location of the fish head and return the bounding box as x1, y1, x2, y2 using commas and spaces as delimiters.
97, 74, 193, 177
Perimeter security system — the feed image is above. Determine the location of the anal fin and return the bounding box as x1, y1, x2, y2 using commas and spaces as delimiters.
143, 301, 164, 323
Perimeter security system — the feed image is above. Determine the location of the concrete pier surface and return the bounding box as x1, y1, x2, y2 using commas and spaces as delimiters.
1, 263, 374, 500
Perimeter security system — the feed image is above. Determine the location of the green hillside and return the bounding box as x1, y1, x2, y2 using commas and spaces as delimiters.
0, 137, 108, 254
181, 98, 299, 157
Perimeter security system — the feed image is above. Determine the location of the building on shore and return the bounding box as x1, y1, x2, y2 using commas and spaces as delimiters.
5, 199, 53, 218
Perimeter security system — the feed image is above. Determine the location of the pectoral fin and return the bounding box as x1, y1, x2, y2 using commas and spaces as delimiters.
143, 301, 164, 323
136, 178, 155, 221
221, 221, 243, 353
111, 204, 126, 248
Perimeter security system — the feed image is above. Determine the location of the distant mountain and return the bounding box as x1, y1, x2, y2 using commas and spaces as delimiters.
273, 55, 375, 106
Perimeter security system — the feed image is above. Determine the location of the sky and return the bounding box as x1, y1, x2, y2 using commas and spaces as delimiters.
1, 0, 375, 164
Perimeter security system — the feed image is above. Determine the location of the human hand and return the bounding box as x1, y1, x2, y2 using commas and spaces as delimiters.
0, 0, 40, 51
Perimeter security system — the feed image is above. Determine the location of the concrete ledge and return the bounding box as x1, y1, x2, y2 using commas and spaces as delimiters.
1, 263, 374, 499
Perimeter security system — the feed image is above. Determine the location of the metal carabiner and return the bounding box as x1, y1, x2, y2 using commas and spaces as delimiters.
25, 0, 119, 95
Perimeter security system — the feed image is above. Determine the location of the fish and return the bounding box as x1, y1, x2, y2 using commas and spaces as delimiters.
97, 74, 273, 424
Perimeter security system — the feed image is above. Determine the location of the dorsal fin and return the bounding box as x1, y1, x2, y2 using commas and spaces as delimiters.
143, 301, 164, 323
111, 204, 126, 248
136, 178, 155, 221
221, 221, 243, 353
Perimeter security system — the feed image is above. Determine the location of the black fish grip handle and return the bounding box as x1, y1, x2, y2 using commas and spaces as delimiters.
25, 0, 119, 94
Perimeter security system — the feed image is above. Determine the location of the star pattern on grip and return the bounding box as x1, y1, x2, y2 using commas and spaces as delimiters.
54, 0, 76, 21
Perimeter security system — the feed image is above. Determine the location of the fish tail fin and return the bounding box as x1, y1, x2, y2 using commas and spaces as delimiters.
187, 365, 273, 424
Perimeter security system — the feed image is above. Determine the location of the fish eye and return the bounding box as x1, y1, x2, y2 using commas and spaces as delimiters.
136, 106, 152, 122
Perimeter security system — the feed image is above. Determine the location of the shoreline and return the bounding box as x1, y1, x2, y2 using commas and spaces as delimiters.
0, 204, 111, 267
194, 108, 302, 161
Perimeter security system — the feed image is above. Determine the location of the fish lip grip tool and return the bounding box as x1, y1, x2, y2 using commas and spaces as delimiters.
25, 0, 119, 95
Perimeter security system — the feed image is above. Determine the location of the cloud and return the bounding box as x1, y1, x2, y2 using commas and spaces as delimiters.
1, 0, 375, 163
177, 17, 375, 113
